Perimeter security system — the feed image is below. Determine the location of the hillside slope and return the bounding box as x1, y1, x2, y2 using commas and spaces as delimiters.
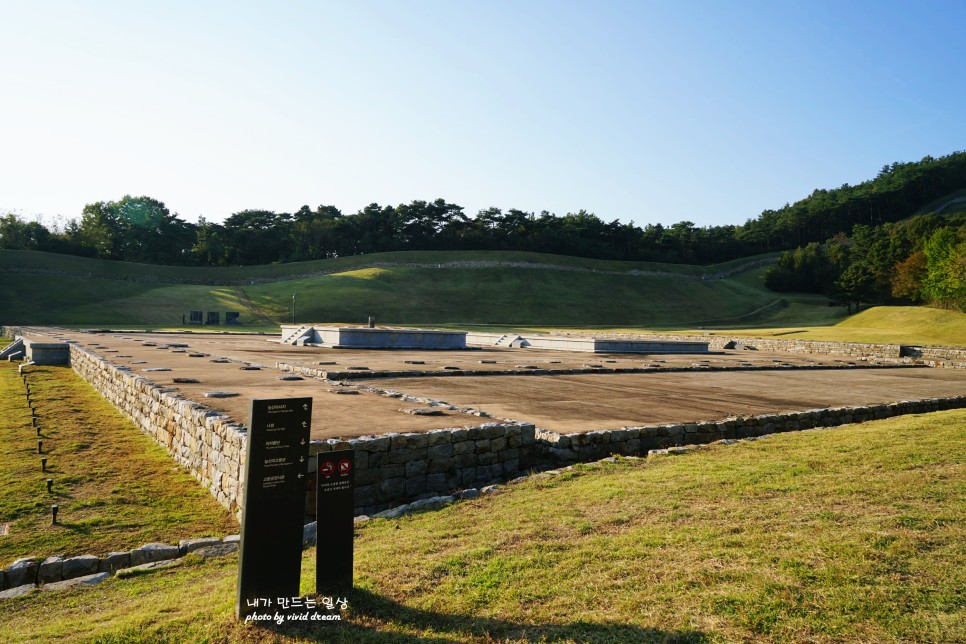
0, 250, 790, 327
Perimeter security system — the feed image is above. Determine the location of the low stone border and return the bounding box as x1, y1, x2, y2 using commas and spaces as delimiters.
277, 360, 926, 381
536, 395, 966, 464
0, 535, 243, 596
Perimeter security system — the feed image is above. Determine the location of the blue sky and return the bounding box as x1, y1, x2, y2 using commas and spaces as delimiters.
2, 0, 964, 228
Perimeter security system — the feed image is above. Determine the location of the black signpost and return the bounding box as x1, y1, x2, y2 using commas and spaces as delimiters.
316, 449, 355, 594
236, 397, 312, 620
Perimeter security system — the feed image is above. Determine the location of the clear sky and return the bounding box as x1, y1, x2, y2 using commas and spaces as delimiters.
2, 0, 964, 229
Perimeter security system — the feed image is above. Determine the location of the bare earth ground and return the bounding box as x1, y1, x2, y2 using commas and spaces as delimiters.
24, 328, 966, 437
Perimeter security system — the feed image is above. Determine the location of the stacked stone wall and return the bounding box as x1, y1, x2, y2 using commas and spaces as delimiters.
310, 424, 536, 515
36, 337, 538, 517
67, 345, 248, 514
537, 395, 966, 464
595, 332, 903, 357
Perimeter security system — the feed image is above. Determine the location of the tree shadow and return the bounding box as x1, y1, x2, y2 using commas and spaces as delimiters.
253, 587, 710, 643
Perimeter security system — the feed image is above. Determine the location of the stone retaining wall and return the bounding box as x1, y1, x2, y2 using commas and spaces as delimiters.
596, 332, 904, 357
3, 325, 964, 523
68, 344, 249, 514
310, 423, 536, 515
277, 361, 924, 381
536, 395, 966, 464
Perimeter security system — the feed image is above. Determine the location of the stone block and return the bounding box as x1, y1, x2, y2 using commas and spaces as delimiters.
303, 522, 317, 546
455, 453, 477, 468
0, 584, 37, 599
502, 458, 520, 474
426, 430, 452, 446
380, 477, 405, 497
391, 433, 429, 450
62, 555, 100, 580
548, 447, 576, 462
389, 447, 427, 464
490, 436, 507, 452
452, 440, 475, 455
5, 557, 39, 588
405, 460, 428, 477
40, 572, 110, 592
354, 468, 381, 485
498, 448, 520, 462
426, 473, 447, 492
38, 556, 65, 584
620, 439, 642, 455
475, 439, 492, 453
130, 543, 180, 566
367, 451, 390, 468
354, 484, 377, 506
193, 543, 238, 558
179, 537, 223, 555
428, 457, 455, 474
478, 451, 498, 466
405, 476, 428, 497
520, 424, 536, 443
99, 552, 131, 574
428, 443, 454, 460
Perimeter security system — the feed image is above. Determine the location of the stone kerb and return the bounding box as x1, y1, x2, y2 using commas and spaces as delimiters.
310, 423, 537, 515
67, 344, 247, 514
536, 395, 966, 465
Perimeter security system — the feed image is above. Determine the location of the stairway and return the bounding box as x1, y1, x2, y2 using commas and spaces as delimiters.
0, 338, 25, 361
280, 325, 310, 345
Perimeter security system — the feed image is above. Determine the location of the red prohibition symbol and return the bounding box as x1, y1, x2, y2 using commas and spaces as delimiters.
338, 459, 351, 475
320, 460, 335, 477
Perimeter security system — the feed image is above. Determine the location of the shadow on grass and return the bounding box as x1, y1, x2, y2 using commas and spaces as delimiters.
254, 588, 709, 643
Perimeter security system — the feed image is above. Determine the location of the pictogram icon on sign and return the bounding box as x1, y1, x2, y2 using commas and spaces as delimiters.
320, 460, 335, 477
338, 459, 351, 475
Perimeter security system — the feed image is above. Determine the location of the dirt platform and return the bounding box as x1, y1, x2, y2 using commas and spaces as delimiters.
366, 368, 966, 433
31, 328, 966, 438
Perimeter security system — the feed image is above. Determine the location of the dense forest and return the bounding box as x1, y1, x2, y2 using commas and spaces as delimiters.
2, 152, 965, 297
764, 211, 966, 312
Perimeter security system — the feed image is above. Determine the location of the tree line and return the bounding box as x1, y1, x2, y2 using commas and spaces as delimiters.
764, 211, 966, 312
2, 151, 965, 269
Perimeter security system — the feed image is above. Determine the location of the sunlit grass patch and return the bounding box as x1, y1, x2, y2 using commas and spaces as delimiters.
0, 363, 237, 564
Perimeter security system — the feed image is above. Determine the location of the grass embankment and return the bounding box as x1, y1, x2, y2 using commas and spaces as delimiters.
3, 410, 963, 642
0, 363, 237, 564
0, 250, 791, 328
0, 249, 774, 282
670, 306, 966, 347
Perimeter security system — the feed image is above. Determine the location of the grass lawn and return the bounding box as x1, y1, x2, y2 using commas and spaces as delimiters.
0, 363, 238, 564
671, 306, 966, 347
2, 409, 963, 642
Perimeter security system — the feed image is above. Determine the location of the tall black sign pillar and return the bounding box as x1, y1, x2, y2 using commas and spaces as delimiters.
316, 449, 354, 593
236, 397, 312, 619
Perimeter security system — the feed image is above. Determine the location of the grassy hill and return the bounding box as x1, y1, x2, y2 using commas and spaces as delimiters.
0, 249, 793, 329
669, 306, 966, 347
3, 249, 963, 346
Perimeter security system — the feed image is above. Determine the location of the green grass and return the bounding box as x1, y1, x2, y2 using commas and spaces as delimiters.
668, 306, 966, 347
0, 250, 797, 328
4, 248, 963, 346
0, 249, 776, 282
2, 410, 963, 642
0, 363, 238, 564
